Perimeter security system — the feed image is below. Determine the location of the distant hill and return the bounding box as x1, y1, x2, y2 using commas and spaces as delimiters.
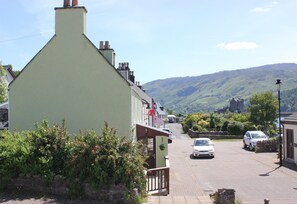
281, 87, 297, 112
143, 63, 297, 113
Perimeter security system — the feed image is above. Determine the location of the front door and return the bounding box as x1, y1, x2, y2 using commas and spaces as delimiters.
286, 129, 294, 160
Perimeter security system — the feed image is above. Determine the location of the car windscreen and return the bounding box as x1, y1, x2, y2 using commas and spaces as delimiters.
251, 133, 266, 138
195, 140, 211, 146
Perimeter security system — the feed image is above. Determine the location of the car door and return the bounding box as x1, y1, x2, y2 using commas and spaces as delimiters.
244, 132, 250, 145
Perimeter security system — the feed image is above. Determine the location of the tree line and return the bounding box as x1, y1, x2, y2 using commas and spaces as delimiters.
182, 91, 279, 136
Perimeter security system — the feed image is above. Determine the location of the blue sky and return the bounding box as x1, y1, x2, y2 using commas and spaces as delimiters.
1, 0, 297, 83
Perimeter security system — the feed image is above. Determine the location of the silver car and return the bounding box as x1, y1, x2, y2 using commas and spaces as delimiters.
243, 131, 268, 151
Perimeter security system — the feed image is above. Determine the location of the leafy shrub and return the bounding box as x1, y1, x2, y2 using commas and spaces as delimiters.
192, 125, 207, 132
25, 120, 70, 180
64, 122, 147, 197
227, 121, 244, 135
267, 128, 278, 136
221, 120, 229, 131
243, 122, 257, 133
0, 131, 30, 188
197, 119, 209, 128
230, 113, 249, 123
192, 125, 199, 131
209, 114, 215, 129
0, 121, 147, 200
182, 123, 189, 133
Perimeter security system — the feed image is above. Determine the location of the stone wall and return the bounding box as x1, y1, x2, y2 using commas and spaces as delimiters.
210, 188, 235, 204
4, 176, 134, 203
188, 129, 242, 139
255, 139, 278, 153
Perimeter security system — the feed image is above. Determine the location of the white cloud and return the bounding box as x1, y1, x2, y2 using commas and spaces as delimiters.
272, 1, 278, 5
252, 7, 271, 13
216, 42, 258, 50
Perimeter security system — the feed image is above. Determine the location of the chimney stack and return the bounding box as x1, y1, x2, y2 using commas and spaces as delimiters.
56, 1, 87, 37
98, 41, 115, 66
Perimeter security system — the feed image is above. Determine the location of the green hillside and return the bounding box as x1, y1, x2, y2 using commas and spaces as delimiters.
281, 87, 297, 112
143, 63, 297, 113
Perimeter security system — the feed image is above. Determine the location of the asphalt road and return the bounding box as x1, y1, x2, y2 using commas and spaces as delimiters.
149, 123, 297, 204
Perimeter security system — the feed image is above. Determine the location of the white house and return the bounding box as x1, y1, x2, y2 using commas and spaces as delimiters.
282, 112, 297, 165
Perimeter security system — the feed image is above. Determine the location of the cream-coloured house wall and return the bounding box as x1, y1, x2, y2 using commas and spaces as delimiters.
155, 136, 168, 168
283, 124, 297, 165
130, 84, 151, 126
130, 89, 143, 141
131, 89, 143, 125
9, 7, 132, 137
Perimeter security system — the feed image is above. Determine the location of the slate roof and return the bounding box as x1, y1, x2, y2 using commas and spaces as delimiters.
282, 112, 297, 125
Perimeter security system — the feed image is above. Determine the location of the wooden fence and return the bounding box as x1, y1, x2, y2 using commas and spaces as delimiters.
146, 167, 170, 195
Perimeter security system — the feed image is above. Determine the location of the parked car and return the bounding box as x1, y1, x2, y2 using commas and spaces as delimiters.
162, 128, 173, 143
243, 131, 268, 151
192, 138, 215, 158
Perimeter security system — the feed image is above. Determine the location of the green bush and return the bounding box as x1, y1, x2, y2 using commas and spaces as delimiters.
192, 125, 207, 132
192, 125, 199, 131
221, 120, 229, 131
25, 120, 70, 180
243, 122, 257, 133
66, 123, 147, 198
0, 121, 147, 200
182, 123, 189, 133
227, 121, 244, 135
0, 131, 30, 188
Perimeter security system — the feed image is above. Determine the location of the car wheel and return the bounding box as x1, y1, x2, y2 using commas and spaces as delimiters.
249, 144, 254, 151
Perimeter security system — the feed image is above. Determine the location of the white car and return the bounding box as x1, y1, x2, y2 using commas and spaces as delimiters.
243, 131, 268, 151
192, 138, 215, 158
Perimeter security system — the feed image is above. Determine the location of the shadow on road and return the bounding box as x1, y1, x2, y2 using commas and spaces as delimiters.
259, 166, 281, 176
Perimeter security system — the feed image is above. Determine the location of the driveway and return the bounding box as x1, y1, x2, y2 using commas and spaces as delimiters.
148, 123, 297, 204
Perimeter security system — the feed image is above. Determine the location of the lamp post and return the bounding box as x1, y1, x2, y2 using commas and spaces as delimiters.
276, 79, 282, 166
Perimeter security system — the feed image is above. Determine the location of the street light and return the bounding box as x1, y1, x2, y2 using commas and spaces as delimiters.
276, 79, 282, 166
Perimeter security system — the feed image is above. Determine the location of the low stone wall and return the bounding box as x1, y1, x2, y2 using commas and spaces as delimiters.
188, 129, 242, 139
256, 139, 278, 153
3, 176, 133, 203
210, 188, 235, 204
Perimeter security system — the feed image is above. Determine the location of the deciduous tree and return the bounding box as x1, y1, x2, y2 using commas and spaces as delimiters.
248, 91, 278, 131
0, 64, 8, 103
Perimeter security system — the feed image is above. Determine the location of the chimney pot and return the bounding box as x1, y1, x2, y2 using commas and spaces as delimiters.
64, 0, 70, 7
100, 41, 104, 49
72, 0, 78, 6
105, 41, 110, 49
